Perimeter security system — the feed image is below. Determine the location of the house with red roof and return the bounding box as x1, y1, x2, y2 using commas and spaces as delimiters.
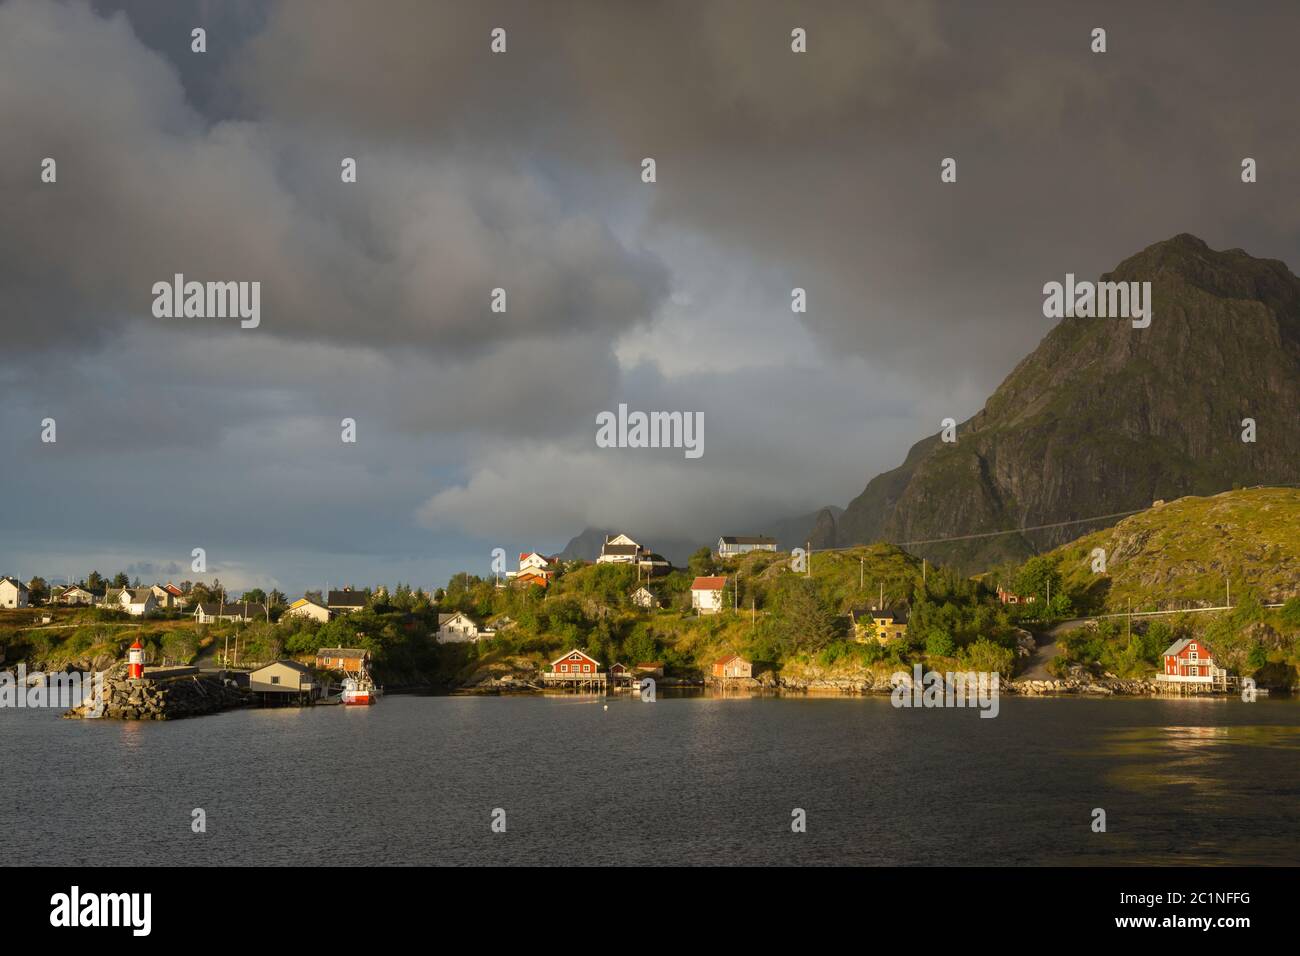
691, 576, 727, 615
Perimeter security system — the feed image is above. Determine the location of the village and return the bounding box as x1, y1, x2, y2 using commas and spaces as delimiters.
3, 520, 1290, 717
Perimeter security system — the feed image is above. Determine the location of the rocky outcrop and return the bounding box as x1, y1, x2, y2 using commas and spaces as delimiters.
64, 663, 246, 720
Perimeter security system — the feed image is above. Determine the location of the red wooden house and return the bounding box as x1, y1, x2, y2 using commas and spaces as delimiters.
543, 649, 606, 687
1161, 637, 1222, 680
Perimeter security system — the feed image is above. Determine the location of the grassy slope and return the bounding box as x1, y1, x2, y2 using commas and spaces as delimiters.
1038, 486, 1300, 614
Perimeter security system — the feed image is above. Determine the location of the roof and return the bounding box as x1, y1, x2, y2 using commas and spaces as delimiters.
0, 577, 27, 589
1162, 638, 1208, 657
289, 596, 327, 609
691, 576, 727, 590
601, 544, 641, 556
550, 648, 601, 668
126, 588, 155, 604
714, 654, 746, 665
194, 602, 267, 617
719, 535, 777, 545
252, 660, 312, 676
439, 611, 479, 626
850, 606, 907, 625
317, 647, 369, 658
327, 589, 368, 607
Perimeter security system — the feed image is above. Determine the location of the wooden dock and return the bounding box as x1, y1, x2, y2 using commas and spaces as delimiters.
542, 671, 607, 692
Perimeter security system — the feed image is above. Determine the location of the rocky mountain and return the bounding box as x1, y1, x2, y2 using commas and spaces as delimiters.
830, 234, 1300, 572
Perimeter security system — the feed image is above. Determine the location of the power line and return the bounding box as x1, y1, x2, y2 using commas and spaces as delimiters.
807, 508, 1147, 555
806, 483, 1300, 556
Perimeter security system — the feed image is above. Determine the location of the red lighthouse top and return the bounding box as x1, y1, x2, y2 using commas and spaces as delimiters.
128, 639, 145, 679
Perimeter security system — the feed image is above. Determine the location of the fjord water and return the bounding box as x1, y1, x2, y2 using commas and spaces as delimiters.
4, 695, 1298, 866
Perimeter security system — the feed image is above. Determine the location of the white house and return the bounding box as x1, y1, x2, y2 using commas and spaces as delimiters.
597, 533, 643, 564
691, 576, 727, 615
437, 611, 491, 643
283, 596, 331, 623
52, 585, 94, 606
0, 577, 29, 609
630, 586, 659, 609
122, 588, 158, 617
716, 535, 778, 558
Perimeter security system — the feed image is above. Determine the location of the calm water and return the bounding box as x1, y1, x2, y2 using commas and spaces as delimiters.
3, 694, 1298, 866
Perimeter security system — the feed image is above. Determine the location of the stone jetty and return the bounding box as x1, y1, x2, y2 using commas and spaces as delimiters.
64, 662, 247, 720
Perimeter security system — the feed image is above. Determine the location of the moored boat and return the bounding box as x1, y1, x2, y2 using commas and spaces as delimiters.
341, 668, 381, 705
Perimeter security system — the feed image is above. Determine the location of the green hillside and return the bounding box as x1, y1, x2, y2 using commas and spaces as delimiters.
1031, 487, 1300, 615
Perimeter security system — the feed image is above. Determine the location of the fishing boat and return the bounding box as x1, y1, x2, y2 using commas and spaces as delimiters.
341, 666, 381, 706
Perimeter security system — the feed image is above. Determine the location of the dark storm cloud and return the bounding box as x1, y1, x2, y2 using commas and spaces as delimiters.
4, 0, 1300, 591
0, 0, 668, 358
229, 0, 1300, 380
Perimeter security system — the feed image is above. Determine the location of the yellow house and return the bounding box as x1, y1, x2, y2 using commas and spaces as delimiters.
850, 607, 908, 645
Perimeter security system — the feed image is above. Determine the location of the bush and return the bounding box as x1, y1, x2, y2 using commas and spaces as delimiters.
959, 637, 1015, 679
924, 629, 956, 657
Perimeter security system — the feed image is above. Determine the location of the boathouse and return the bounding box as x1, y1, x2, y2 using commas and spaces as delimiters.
248, 660, 320, 704
712, 654, 753, 679
544, 649, 606, 690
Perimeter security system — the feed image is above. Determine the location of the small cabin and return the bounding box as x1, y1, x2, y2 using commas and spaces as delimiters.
712, 654, 752, 679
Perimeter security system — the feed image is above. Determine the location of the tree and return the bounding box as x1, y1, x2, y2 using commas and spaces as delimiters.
1013, 557, 1060, 605
775, 577, 839, 654
27, 576, 48, 604
242, 588, 267, 605
112, 572, 130, 588
687, 547, 715, 578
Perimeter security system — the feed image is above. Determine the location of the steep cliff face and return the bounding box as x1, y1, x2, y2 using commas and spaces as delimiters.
835, 234, 1300, 572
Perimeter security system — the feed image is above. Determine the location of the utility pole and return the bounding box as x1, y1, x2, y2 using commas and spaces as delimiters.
859, 558, 864, 589
806, 541, 812, 577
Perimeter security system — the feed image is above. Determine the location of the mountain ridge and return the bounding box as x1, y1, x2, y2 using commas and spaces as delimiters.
828, 234, 1300, 572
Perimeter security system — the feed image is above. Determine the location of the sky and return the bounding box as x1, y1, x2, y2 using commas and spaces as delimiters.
2, 0, 1299, 595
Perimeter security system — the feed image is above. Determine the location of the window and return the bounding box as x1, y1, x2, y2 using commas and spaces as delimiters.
582, 664, 591, 673
271, 676, 280, 685
560, 664, 568, 673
